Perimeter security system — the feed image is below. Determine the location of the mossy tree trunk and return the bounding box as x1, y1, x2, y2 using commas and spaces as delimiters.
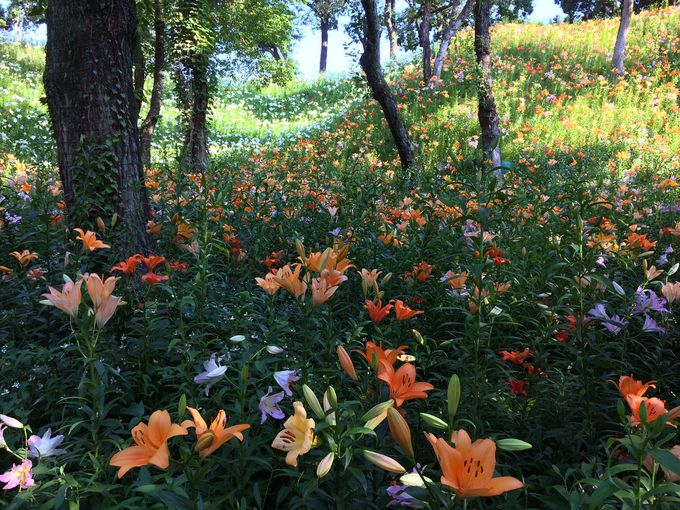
44, 0, 151, 252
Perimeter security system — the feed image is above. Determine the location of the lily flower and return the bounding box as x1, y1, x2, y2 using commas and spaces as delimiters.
194, 354, 228, 397
41, 278, 83, 318
141, 272, 169, 286
0, 460, 35, 491
109, 410, 187, 478
272, 265, 307, 299
358, 268, 382, 287
27, 428, 66, 458
311, 277, 338, 306
354, 341, 407, 375
274, 370, 300, 397
378, 363, 434, 407
392, 300, 424, 320
9, 250, 38, 268
661, 282, 680, 303
111, 254, 143, 275
364, 299, 393, 324
182, 407, 249, 457
85, 273, 119, 308
141, 255, 166, 271
626, 395, 680, 428
255, 271, 281, 295
611, 375, 656, 398
73, 228, 110, 252
271, 401, 316, 467
425, 429, 524, 498
259, 386, 286, 423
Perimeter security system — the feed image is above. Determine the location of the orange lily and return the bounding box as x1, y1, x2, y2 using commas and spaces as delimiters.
272, 265, 307, 299
109, 410, 187, 478
271, 401, 315, 467
85, 273, 122, 328
611, 375, 656, 398
357, 268, 382, 287
353, 341, 406, 374
255, 271, 281, 295
141, 255, 166, 271
311, 277, 338, 306
111, 254, 143, 275
41, 278, 83, 318
378, 362, 434, 407
392, 299, 424, 320
425, 429, 524, 498
625, 395, 680, 428
73, 228, 110, 252
182, 407, 250, 457
364, 299, 393, 324
9, 250, 38, 267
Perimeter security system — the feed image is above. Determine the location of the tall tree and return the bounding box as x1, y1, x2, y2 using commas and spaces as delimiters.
384, 0, 398, 58
44, 0, 151, 251
359, 0, 417, 173
305, 0, 346, 73
139, 0, 166, 169
418, 0, 433, 83
474, 0, 501, 168
611, 0, 633, 74
431, 0, 474, 84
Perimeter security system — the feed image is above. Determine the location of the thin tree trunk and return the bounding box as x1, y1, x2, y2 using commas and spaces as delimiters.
140, 0, 165, 169
44, 0, 150, 252
180, 53, 209, 173
359, 0, 417, 173
612, 0, 633, 74
432, 0, 474, 85
385, 0, 398, 58
133, 33, 145, 119
320, 18, 329, 73
418, 1, 432, 84
474, 0, 501, 169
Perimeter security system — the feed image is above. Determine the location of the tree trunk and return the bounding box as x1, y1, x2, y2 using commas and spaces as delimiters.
432, 0, 474, 85
320, 17, 329, 73
474, 0, 501, 169
384, 0, 398, 59
359, 0, 417, 174
418, 1, 432, 84
612, 0, 633, 75
44, 0, 151, 252
133, 32, 145, 119
140, 0, 165, 169
180, 53, 209, 173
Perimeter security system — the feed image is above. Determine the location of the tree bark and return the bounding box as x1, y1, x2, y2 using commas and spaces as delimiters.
44, 0, 151, 252
140, 0, 165, 169
384, 0, 398, 58
432, 0, 474, 85
474, 0, 501, 169
612, 0, 633, 75
320, 17, 329, 73
418, 1, 432, 84
359, 0, 417, 173
177, 53, 209, 173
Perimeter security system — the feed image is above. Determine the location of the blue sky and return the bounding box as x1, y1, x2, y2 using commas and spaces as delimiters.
293, 0, 565, 79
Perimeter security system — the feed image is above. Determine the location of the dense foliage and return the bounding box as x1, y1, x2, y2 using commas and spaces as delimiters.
1, 7, 679, 509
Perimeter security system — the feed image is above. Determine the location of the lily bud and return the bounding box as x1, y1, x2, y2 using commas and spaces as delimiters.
411, 329, 424, 345
420, 412, 448, 430
295, 239, 306, 260
447, 374, 461, 419
96, 216, 105, 232
362, 450, 406, 474
316, 452, 335, 478
496, 438, 533, 451
382, 272, 393, 285
337, 346, 358, 381
387, 407, 414, 460
362, 400, 394, 422
111, 213, 118, 227
303, 384, 325, 419
325, 386, 338, 409
194, 431, 215, 453
323, 391, 336, 426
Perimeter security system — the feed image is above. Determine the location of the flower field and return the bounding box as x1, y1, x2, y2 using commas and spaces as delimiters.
1, 7, 679, 509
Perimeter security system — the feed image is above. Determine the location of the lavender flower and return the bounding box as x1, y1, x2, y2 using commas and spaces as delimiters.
387, 485, 425, 508
274, 370, 300, 397
259, 386, 285, 423
642, 315, 665, 334
603, 315, 627, 334
194, 353, 228, 396
595, 256, 607, 268
28, 429, 66, 458
634, 288, 669, 315
656, 245, 673, 266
